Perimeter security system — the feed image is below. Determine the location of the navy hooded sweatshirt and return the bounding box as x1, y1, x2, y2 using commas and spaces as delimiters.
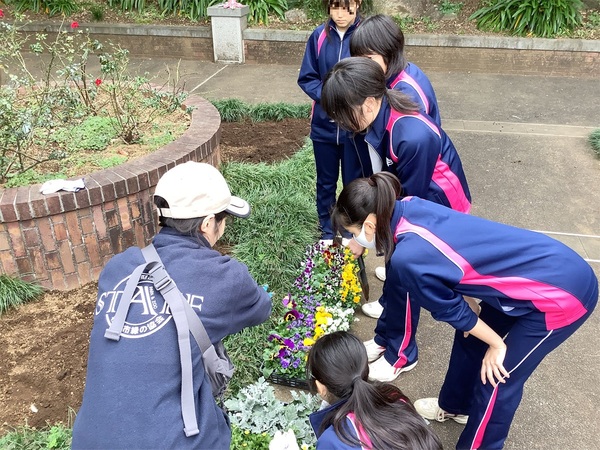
72, 227, 272, 449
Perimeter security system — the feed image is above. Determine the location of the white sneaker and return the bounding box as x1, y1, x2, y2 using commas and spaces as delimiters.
341, 237, 351, 246
363, 338, 385, 363
368, 357, 417, 382
361, 300, 383, 319
413, 398, 469, 425
375, 266, 386, 281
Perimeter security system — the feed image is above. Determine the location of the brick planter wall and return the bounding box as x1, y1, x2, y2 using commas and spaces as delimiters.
19, 23, 214, 61
0, 95, 221, 291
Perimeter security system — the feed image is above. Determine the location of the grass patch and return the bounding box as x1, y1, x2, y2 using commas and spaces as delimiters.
0, 275, 44, 316
211, 99, 310, 123
51, 116, 118, 153
222, 141, 319, 393
0, 424, 71, 449
589, 129, 600, 157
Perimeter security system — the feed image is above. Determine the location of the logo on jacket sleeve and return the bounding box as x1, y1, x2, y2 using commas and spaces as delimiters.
95, 273, 204, 338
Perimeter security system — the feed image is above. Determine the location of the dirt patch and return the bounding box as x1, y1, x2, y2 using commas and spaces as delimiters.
0, 117, 310, 432
219, 118, 310, 164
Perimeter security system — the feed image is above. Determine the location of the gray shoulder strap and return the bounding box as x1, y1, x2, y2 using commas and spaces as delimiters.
105, 245, 200, 437
141, 244, 213, 353
104, 260, 152, 341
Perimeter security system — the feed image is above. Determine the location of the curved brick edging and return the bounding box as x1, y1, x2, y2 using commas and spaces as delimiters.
0, 95, 221, 291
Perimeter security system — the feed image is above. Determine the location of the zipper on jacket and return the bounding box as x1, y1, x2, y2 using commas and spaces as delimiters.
335, 31, 344, 145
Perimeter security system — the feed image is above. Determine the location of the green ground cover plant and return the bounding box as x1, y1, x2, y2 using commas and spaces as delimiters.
0, 274, 44, 316
438, 0, 463, 16
221, 142, 319, 393
589, 129, 600, 157
0, 423, 71, 449
211, 98, 310, 122
208, 97, 320, 394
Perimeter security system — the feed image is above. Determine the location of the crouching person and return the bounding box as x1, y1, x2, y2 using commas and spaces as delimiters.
72, 162, 272, 449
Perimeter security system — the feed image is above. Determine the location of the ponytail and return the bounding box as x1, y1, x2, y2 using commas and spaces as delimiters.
385, 89, 419, 115
307, 332, 442, 450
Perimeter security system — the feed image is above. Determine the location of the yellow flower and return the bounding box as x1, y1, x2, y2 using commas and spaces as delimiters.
314, 326, 325, 339
303, 337, 315, 347
315, 307, 332, 326
301, 444, 310, 450
244, 430, 250, 435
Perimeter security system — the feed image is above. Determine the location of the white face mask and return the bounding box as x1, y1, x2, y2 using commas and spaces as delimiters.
354, 221, 376, 249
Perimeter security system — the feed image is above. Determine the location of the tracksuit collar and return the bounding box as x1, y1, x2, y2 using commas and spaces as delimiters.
365, 96, 390, 158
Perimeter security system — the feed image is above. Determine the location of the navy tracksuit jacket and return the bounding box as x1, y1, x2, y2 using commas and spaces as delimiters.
380, 197, 597, 449
346, 61, 443, 181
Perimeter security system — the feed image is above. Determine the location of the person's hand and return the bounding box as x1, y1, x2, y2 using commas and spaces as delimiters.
269, 430, 300, 450
463, 296, 482, 338
346, 238, 365, 259
481, 344, 510, 388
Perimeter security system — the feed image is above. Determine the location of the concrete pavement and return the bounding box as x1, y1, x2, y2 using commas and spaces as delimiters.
9, 27, 600, 446
130, 57, 600, 449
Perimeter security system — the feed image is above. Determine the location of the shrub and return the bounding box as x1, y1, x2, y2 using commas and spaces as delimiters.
469, 0, 584, 38
9, 0, 79, 16
589, 129, 600, 158
291, 0, 374, 21
246, 0, 288, 25
0, 275, 44, 316
0, 20, 186, 184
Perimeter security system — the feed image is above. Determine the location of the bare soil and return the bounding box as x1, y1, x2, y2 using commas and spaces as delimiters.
0, 117, 310, 432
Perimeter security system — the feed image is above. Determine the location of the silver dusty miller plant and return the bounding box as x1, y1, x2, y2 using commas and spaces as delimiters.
225, 377, 321, 447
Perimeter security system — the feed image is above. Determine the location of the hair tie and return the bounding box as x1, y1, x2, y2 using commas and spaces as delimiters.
351, 375, 363, 386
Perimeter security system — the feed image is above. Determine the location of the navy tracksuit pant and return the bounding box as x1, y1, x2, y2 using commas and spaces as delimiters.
312, 140, 362, 239
440, 298, 597, 450
373, 262, 420, 369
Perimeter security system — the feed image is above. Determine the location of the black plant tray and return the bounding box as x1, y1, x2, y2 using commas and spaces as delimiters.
268, 373, 310, 390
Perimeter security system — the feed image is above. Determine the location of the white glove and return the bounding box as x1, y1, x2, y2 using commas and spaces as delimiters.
269, 429, 300, 450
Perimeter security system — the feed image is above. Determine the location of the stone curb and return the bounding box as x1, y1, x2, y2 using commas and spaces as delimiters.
18, 22, 600, 53
243, 29, 600, 53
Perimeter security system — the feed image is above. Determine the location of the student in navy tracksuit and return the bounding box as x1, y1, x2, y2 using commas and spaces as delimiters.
297, 0, 362, 243
307, 331, 442, 450
347, 14, 442, 178
349, 13, 443, 302
331, 172, 598, 450
322, 56, 471, 382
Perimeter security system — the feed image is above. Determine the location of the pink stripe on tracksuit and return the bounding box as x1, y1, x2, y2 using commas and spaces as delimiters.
385, 108, 471, 214
390, 71, 431, 113
384, 197, 597, 449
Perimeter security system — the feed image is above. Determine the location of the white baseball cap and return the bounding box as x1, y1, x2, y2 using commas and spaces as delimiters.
154, 162, 250, 219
